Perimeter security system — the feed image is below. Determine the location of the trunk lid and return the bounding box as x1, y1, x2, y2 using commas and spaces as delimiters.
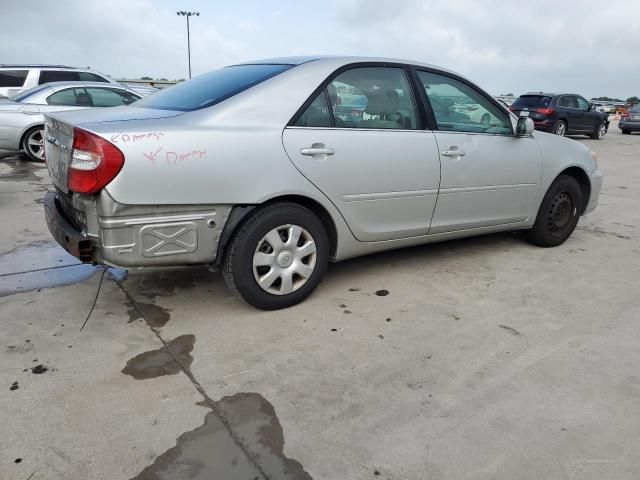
44, 106, 185, 193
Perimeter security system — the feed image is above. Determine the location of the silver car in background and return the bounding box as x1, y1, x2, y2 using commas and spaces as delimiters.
42, 56, 603, 310
0, 82, 141, 161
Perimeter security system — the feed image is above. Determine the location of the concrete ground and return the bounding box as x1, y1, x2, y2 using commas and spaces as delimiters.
1, 123, 639, 480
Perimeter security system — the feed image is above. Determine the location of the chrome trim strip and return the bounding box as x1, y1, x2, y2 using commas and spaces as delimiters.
342, 189, 438, 202
439, 184, 537, 194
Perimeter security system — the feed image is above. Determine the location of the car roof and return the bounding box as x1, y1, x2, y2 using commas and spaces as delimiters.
41, 81, 127, 89
521, 92, 585, 98
0, 64, 83, 69
233, 55, 447, 70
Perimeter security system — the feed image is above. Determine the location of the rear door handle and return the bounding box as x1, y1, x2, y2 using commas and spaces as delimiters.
441, 148, 466, 157
301, 146, 335, 156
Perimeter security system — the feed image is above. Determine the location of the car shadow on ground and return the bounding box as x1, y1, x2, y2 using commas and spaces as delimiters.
121, 230, 529, 310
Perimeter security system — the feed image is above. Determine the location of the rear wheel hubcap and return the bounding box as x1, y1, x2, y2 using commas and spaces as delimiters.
253, 224, 317, 295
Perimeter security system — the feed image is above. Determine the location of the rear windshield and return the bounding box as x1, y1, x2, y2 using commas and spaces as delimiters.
512, 95, 552, 108
10, 84, 51, 102
631, 105, 640, 113
0, 70, 28, 87
134, 64, 293, 111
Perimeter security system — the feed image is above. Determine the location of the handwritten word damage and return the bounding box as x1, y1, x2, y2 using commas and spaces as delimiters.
111, 132, 164, 144
143, 147, 207, 167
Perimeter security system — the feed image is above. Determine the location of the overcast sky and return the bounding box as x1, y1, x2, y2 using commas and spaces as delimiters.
2, 0, 639, 99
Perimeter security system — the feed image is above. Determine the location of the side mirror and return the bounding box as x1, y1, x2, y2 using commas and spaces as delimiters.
589, 103, 596, 111
516, 117, 534, 136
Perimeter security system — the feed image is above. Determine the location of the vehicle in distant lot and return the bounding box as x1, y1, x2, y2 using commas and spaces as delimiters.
0, 82, 141, 161
43, 56, 602, 309
510, 93, 609, 139
619, 104, 640, 134
0, 64, 122, 98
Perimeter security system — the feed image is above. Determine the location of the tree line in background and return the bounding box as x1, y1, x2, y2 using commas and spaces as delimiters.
592, 96, 639, 104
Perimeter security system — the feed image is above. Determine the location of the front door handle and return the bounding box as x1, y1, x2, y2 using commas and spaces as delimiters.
442, 148, 466, 157
301, 145, 335, 156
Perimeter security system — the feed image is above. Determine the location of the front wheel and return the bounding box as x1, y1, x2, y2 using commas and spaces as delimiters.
525, 175, 583, 247
223, 202, 329, 310
22, 126, 46, 162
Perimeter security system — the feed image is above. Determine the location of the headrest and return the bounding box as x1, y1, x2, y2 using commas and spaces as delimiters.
365, 89, 399, 116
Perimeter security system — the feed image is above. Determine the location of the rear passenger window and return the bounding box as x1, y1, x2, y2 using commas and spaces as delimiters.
294, 91, 332, 127
78, 72, 108, 82
0, 70, 28, 87
39, 70, 80, 84
330, 67, 418, 129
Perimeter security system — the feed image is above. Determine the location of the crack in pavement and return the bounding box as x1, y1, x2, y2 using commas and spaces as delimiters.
114, 279, 274, 480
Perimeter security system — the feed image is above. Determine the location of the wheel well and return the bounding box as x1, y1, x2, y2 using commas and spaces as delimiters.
559, 166, 591, 214
262, 195, 338, 257
214, 195, 339, 268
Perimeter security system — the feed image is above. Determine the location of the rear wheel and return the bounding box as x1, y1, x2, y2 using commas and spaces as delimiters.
22, 126, 46, 162
525, 175, 583, 247
552, 120, 567, 137
590, 122, 606, 139
621, 129, 630, 135
223, 202, 329, 310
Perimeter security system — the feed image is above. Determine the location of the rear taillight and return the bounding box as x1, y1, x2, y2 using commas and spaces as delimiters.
621, 111, 630, 119
536, 108, 555, 116
68, 128, 124, 194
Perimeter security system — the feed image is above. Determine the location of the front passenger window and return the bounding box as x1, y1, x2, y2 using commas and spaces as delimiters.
417, 71, 512, 135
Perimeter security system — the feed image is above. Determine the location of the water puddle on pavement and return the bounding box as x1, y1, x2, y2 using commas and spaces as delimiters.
0, 156, 46, 183
132, 392, 312, 480
122, 335, 195, 380
0, 241, 126, 296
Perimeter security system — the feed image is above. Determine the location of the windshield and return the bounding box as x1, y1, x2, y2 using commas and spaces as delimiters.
512, 95, 552, 109
134, 64, 293, 111
10, 84, 51, 102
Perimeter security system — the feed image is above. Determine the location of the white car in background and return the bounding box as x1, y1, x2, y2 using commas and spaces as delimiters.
0, 64, 121, 98
0, 82, 141, 161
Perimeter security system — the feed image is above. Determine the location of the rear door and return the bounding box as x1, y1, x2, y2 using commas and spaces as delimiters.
415, 69, 542, 233
283, 65, 441, 242
557, 95, 584, 132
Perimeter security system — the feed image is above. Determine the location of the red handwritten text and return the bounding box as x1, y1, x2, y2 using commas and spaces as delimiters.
111, 132, 164, 144
142, 147, 207, 167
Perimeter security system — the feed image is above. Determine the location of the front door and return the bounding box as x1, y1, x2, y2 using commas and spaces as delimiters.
283, 66, 441, 242
415, 70, 543, 234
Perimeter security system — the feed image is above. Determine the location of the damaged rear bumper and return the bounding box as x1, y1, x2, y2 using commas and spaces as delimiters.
44, 192, 94, 262
44, 190, 232, 268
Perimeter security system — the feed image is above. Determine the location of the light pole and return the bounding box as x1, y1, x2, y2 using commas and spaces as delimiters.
176, 11, 199, 79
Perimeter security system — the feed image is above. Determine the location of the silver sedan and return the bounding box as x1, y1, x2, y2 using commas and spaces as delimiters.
42, 56, 603, 309
0, 82, 141, 161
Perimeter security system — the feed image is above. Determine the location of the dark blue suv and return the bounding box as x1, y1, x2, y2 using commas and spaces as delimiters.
510, 93, 609, 139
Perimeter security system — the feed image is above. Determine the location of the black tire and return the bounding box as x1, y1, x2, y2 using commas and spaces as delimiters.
621, 129, 630, 135
552, 120, 567, 137
223, 202, 329, 310
525, 175, 583, 247
590, 122, 605, 140
21, 126, 46, 162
